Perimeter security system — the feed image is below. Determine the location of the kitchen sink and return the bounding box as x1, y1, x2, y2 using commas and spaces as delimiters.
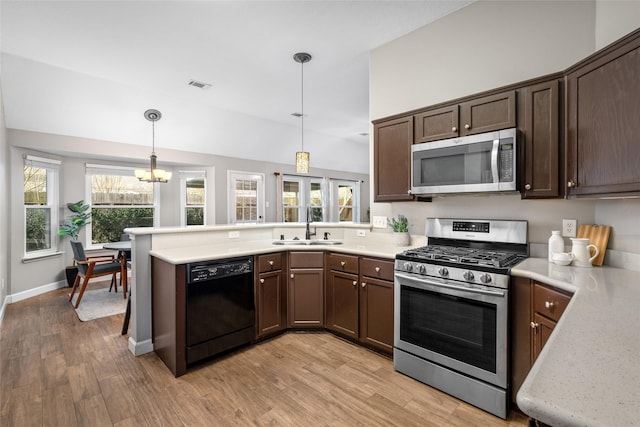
272, 240, 342, 245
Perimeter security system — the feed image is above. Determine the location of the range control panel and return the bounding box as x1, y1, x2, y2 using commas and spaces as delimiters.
452, 221, 490, 233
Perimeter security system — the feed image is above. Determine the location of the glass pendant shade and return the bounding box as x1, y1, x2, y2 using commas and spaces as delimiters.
296, 151, 310, 173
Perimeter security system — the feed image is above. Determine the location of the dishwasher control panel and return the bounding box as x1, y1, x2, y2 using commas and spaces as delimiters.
187, 257, 253, 283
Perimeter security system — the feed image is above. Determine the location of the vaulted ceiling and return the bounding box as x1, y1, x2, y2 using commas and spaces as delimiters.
1, 1, 471, 174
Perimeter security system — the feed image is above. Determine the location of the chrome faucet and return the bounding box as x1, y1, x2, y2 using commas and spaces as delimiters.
305, 206, 316, 240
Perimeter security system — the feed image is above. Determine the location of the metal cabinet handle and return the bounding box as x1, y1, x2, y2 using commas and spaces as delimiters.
464, 124, 470, 130
545, 301, 554, 309
530, 321, 539, 331
451, 126, 457, 132
290, 274, 294, 279
352, 281, 357, 287
567, 180, 576, 188
375, 267, 381, 273
361, 282, 366, 288
525, 183, 532, 190
268, 260, 274, 266
260, 278, 265, 284
340, 261, 346, 267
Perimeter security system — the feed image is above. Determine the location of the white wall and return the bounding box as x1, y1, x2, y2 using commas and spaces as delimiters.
370, 0, 640, 255
7, 128, 369, 295
0, 71, 8, 312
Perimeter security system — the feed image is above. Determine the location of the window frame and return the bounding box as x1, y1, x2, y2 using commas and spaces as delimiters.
23, 155, 60, 258
179, 170, 207, 227
227, 171, 265, 224
330, 179, 360, 223
85, 163, 158, 249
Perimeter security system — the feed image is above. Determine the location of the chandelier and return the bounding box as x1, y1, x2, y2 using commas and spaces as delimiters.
135, 109, 172, 183
293, 52, 312, 173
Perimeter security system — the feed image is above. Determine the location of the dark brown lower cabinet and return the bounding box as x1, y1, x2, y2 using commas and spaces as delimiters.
359, 275, 394, 353
511, 277, 572, 406
325, 255, 395, 355
256, 253, 286, 338
288, 252, 324, 328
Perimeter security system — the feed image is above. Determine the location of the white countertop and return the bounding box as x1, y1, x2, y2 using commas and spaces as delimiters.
512, 258, 640, 427
149, 239, 406, 264
149, 237, 640, 426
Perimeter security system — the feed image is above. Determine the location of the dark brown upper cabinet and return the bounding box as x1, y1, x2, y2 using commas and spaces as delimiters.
565, 28, 640, 198
414, 105, 459, 143
519, 77, 563, 199
373, 116, 414, 202
459, 90, 516, 136
414, 91, 516, 144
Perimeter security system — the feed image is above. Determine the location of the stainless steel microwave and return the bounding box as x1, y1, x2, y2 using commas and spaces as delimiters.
411, 128, 517, 196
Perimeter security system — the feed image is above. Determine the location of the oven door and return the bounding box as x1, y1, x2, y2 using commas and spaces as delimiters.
394, 271, 508, 388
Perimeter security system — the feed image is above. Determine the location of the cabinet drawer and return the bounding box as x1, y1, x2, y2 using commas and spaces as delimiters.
327, 253, 359, 274
360, 257, 394, 282
289, 252, 324, 268
258, 253, 283, 273
533, 283, 571, 322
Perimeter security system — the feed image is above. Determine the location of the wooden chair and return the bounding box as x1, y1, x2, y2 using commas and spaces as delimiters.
68, 240, 127, 308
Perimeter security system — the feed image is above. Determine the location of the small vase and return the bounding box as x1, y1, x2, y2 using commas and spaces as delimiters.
393, 232, 410, 246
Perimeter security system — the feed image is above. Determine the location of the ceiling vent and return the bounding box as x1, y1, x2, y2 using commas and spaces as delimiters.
188, 79, 211, 89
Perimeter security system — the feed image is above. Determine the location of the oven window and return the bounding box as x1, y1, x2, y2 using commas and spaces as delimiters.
400, 285, 497, 373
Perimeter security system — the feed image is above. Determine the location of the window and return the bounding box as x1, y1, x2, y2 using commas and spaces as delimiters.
23, 155, 60, 256
86, 164, 156, 246
228, 171, 265, 224
331, 179, 360, 222
180, 171, 206, 226
280, 176, 360, 223
282, 175, 327, 223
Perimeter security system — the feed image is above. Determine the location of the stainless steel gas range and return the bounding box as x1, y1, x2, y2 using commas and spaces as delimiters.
394, 218, 528, 419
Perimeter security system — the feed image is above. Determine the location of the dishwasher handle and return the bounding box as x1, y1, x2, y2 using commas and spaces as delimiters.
187, 257, 254, 283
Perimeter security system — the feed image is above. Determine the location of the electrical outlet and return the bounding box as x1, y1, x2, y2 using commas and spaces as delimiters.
372, 216, 387, 228
228, 230, 240, 239
357, 230, 366, 237
562, 219, 577, 237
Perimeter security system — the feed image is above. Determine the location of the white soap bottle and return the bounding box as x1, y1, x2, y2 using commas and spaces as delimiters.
548, 230, 564, 262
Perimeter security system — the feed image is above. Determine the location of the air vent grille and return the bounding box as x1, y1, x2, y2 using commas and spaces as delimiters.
188, 79, 212, 89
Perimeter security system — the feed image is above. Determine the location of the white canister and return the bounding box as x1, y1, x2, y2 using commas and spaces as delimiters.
548, 230, 564, 262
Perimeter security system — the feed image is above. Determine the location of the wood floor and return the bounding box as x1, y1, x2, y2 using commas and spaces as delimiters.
1, 284, 528, 427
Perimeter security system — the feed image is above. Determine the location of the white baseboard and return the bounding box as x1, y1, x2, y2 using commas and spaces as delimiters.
8, 280, 68, 304
129, 337, 153, 356
0, 295, 8, 325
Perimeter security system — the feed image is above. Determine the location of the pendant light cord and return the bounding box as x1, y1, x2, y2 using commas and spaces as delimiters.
300, 59, 304, 153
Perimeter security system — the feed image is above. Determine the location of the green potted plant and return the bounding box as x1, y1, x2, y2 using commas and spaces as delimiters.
58, 200, 91, 286
388, 214, 410, 246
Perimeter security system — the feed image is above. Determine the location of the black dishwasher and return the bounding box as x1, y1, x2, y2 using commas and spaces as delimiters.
186, 256, 255, 365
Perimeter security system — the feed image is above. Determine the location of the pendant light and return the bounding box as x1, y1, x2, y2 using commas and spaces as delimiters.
293, 52, 312, 173
135, 109, 172, 183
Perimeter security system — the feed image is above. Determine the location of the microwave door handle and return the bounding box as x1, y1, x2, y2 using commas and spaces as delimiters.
491, 139, 500, 183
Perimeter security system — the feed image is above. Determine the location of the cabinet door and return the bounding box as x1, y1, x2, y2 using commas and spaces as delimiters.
325, 270, 359, 339
566, 32, 640, 197
532, 313, 556, 361
510, 277, 533, 403
359, 276, 394, 354
373, 116, 414, 202
288, 268, 324, 328
414, 105, 459, 143
521, 80, 562, 198
459, 91, 516, 136
256, 270, 286, 338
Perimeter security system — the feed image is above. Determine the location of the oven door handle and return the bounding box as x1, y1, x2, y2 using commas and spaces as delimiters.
395, 272, 506, 298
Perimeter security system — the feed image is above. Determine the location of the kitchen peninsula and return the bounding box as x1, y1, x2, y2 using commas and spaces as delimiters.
126, 223, 640, 426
